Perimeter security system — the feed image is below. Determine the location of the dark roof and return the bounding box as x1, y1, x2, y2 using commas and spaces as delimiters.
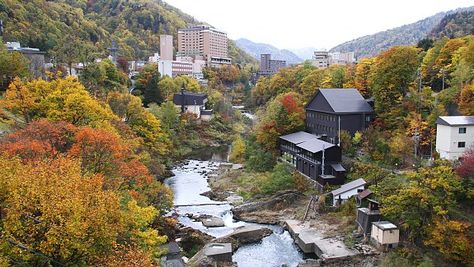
279, 131, 319, 144
173, 91, 207, 106
436, 116, 474, 126
296, 138, 335, 153
357, 189, 372, 200
307, 89, 374, 114
201, 109, 213, 116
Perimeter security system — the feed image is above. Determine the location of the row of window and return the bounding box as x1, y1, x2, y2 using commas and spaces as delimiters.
308, 123, 337, 134
307, 112, 337, 122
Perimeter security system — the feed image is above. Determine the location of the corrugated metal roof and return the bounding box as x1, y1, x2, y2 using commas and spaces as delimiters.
373, 221, 397, 230
296, 138, 335, 153
331, 178, 366, 196
317, 89, 374, 114
436, 116, 474, 126
279, 131, 319, 144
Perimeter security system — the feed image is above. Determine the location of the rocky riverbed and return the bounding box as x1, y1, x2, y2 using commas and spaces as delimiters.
165, 159, 304, 267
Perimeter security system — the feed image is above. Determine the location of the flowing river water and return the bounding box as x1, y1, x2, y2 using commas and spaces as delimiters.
164, 149, 303, 267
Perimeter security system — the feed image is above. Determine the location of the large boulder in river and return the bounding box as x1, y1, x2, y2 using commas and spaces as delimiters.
200, 216, 225, 227
225, 225, 273, 244
232, 190, 303, 224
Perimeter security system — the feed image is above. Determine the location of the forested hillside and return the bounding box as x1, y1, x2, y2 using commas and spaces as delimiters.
430, 10, 474, 39
0, 0, 255, 63
330, 6, 473, 59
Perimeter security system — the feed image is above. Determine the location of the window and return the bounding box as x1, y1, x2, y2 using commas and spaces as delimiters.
458, 142, 466, 148
459, 127, 467, 134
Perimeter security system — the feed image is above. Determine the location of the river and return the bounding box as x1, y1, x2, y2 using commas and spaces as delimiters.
164, 150, 303, 267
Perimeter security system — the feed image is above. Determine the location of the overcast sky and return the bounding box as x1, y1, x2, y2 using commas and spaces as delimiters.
164, 0, 473, 50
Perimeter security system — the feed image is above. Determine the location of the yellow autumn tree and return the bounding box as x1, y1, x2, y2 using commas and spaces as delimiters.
0, 155, 167, 266
2, 77, 115, 126
230, 135, 246, 163
0, 156, 124, 265
425, 219, 473, 265
459, 82, 474, 115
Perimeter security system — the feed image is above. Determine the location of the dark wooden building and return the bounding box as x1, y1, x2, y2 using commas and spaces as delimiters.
280, 131, 346, 189
305, 89, 374, 144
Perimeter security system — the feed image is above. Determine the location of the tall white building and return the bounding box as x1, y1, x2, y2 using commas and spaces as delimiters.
436, 116, 474, 160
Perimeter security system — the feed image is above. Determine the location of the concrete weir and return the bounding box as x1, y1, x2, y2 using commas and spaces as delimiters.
285, 220, 357, 262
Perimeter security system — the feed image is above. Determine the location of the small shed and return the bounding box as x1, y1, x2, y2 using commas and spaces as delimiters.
356, 199, 381, 235
330, 178, 366, 206
371, 221, 399, 250
356, 189, 373, 207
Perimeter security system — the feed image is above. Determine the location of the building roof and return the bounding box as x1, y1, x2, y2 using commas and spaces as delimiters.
372, 221, 398, 230
330, 163, 346, 172
307, 89, 374, 114
173, 91, 207, 106
201, 109, 213, 116
436, 116, 474, 126
279, 131, 319, 144
297, 138, 335, 153
357, 189, 372, 200
331, 178, 366, 196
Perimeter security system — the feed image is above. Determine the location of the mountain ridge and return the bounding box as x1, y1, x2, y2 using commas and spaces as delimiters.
236, 38, 303, 64
330, 6, 474, 59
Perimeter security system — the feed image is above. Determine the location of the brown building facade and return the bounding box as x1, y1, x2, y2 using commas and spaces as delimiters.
177, 25, 230, 66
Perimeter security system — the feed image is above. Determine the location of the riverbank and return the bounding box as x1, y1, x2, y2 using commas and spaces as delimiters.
207, 165, 384, 266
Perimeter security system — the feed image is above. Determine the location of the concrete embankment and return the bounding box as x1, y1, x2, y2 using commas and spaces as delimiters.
285, 220, 357, 262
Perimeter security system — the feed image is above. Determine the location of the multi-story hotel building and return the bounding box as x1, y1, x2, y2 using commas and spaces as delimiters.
177, 25, 231, 67
258, 54, 286, 77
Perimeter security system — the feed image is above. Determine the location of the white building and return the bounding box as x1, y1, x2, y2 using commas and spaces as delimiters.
173, 91, 212, 119
158, 59, 172, 77
371, 221, 399, 250
436, 116, 474, 160
330, 178, 366, 206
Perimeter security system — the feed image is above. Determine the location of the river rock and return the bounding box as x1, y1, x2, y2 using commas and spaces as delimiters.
232, 190, 302, 224
200, 216, 225, 227
225, 225, 273, 244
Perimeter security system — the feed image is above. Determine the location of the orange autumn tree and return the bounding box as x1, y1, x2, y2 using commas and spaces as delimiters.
0, 120, 173, 211
256, 92, 305, 151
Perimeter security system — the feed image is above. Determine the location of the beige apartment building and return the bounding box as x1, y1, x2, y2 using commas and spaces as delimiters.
177, 25, 231, 66
160, 35, 174, 61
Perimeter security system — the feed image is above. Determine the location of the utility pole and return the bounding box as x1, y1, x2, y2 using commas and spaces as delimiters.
321, 145, 325, 176
441, 68, 446, 90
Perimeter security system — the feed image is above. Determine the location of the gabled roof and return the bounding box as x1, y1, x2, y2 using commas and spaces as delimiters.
297, 138, 335, 153
279, 131, 319, 144
173, 91, 207, 106
331, 178, 366, 196
436, 116, 474, 126
306, 89, 374, 114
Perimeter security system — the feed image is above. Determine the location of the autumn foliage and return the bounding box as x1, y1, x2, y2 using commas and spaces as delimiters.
256, 92, 305, 151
